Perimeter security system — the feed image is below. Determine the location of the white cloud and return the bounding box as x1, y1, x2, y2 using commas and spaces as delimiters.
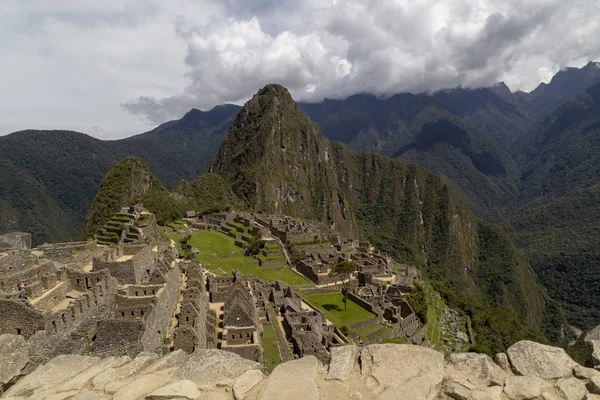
1, 0, 600, 137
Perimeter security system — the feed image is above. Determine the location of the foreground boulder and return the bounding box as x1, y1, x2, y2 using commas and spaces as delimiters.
0, 334, 30, 392
506, 340, 578, 379
361, 344, 445, 400
1, 341, 595, 399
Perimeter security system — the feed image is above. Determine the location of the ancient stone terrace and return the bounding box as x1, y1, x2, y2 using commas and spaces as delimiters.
0, 251, 117, 340
278, 287, 340, 364
88, 247, 181, 357
345, 273, 425, 345
294, 237, 393, 285
255, 214, 326, 244
91, 244, 153, 285
173, 261, 214, 353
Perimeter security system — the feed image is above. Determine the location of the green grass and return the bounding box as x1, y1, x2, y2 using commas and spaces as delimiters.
261, 323, 282, 372
424, 285, 444, 347
301, 292, 375, 327
166, 220, 187, 231
382, 337, 407, 344
188, 231, 311, 286
356, 323, 385, 339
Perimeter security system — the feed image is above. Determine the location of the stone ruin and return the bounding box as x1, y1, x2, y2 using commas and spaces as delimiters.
344, 271, 427, 345
0, 211, 213, 369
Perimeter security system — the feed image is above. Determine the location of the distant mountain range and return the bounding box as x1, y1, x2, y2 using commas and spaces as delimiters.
1, 61, 599, 330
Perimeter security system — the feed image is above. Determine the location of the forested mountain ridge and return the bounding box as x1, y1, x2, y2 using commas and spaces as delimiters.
0, 105, 239, 245
504, 82, 600, 330
300, 91, 523, 223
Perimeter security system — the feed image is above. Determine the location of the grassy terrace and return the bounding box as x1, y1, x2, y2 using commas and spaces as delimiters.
424, 284, 444, 348
261, 323, 282, 372
187, 231, 310, 286
300, 292, 375, 328
356, 323, 386, 339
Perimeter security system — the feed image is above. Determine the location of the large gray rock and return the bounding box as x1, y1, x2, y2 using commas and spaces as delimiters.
94, 352, 159, 393
445, 381, 504, 400
503, 375, 555, 400
555, 377, 588, 400
71, 392, 110, 400
589, 375, 600, 394
145, 379, 202, 399
449, 352, 509, 385
0, 335, 29, 388
506, 340, 578, 380
57, 356, 130, 392
112, 373, 174, 400
233, 370, 264, 400
327, 344, 357, 381
589, 340, 600, 367
361, 344, 445, 400
257, 356, 319, 400
4, 355, 100, 398
176, 350, 261, 385
494, 352, 512, 373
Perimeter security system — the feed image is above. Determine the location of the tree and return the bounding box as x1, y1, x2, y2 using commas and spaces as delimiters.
245, 233, 264, 256
179, 234, 193, 259
329, 261, 356, 310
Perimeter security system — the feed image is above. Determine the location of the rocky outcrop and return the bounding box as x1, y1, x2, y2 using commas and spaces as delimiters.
506, 340, 578, 379
0, 335, 29, 393
3, 340, 600, 400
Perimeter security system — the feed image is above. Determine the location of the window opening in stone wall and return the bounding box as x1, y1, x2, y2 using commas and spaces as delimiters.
131, 310, 135, 316
121, 311, 125, 317
16, 328, 22, 335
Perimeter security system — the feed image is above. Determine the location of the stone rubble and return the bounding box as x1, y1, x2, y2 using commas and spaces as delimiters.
2, 334, 600, 400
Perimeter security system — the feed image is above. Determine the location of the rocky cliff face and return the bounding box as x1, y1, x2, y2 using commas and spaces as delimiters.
210, 84, 547, 334
2, 334, 599, 400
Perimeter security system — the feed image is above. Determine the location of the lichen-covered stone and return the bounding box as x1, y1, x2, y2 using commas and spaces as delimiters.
506, 340, 577, 380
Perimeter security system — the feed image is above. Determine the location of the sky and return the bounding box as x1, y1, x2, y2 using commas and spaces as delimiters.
1, 0, 599, 139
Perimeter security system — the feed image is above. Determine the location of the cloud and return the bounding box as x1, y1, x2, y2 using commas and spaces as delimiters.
123, 0, 600, 124
2, 0, 600, 137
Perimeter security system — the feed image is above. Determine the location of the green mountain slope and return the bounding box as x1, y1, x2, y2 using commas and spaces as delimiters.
212, 84, 549, 350
0, 105, 239, 245
82, 157, 180, 239
504, 82, 600, 329
300, 90, 524, 223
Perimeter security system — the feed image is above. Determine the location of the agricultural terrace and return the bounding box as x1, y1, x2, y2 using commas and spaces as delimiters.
187, 230, 310, 286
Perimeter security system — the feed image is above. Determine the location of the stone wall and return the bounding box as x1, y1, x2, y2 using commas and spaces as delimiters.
0, 261, 58, 295
221, 341, 262, 363
30, 281, 70, 311
65, 269, 108, 292
88, 319, 144, 356
92, 244, 153, 285
0, 299, 45, 338
139, 266, 180, 353
45, 275, 118, 336
114, 293, 156, 318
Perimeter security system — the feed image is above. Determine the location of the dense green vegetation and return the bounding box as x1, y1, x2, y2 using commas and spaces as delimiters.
174, 173, 243, 216
82, 157, 180, 239
0, 105, 239, 245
